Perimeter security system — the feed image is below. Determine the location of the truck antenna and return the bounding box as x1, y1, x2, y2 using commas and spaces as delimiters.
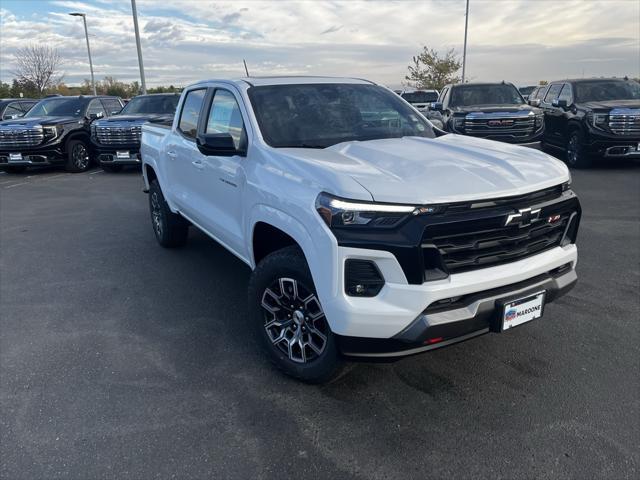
243, 59, 250, 77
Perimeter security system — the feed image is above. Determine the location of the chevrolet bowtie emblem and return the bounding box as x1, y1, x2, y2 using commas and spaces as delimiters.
505, 207, 541, 227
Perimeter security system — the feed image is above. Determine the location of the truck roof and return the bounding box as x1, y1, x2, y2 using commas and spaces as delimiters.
191, 76, 376, 89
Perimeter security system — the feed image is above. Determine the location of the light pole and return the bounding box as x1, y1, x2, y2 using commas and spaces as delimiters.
461, 0, 469, 83
131, 0, 147, 94
69, 12, 96, 95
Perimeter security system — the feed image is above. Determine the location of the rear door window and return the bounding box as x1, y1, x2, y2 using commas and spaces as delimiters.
178, 89, 206, 139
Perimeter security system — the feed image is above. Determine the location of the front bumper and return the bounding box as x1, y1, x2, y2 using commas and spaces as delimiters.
338, 261, 576, 358
584, 128, 640, 159
323, 243, 577, 345
0, 148, 65, 167
97, 150, 142, 166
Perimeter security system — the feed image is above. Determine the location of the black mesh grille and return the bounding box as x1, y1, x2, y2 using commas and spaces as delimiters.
428, 215, 570, 274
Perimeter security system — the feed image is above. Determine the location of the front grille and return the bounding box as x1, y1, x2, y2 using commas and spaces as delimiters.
95, 123, 142, 145
430, 217, 569, 273
464, 115, 535, 138
421, 192, 579, 275
0, 125, 44, 148
609, 112, 640, 135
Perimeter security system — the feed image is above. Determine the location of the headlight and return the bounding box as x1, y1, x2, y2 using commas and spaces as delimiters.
534, 113, 544, 129
315, 192, 441, 228
452, 117, 465, 131
43, 125, 58, 141
588, 112, 608, 129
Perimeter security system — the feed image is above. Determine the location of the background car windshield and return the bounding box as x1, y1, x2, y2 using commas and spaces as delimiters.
401, 91, 438, 103
519, 86, 535, 95
574, 81, 640, 102
26, 98, 84, 117
450, 84, 524, 107
249, 83, 435, 148
121, 95, 179, 115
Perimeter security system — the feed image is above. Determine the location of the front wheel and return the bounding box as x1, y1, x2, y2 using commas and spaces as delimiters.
248, 246, 344, 383
566, 130, 592, 168
148, 180, 189, 248
65, 139, 92, 172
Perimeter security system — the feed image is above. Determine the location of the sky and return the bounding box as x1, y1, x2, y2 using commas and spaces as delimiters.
0, 0, 638, 89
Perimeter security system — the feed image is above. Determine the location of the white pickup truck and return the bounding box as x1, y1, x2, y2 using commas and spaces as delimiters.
141, 76, 581, 383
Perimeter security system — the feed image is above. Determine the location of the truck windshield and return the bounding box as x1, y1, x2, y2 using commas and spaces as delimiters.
450, 84, 524, 107
25, 98, 85, 117
248, 83, 435, 148
574, 80, 640, 103
401, 91, 438, 103
121, 95, 179, 115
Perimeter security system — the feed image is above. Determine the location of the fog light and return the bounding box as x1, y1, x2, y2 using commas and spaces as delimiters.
345, 259, 385, 297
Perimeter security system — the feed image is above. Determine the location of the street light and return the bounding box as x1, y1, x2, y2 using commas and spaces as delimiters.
69, 12, 96, 96
130, 0, 147, 94
461, 0, 469, 83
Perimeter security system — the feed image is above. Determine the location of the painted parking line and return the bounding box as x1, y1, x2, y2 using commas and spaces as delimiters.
4, 182, 28, 189
88, 170, 104, 175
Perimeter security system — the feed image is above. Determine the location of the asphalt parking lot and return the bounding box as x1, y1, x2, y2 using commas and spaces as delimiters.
1, 160, 638, 479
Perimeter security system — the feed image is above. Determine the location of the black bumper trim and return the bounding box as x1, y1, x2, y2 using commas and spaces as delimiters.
337, 265, 577, 359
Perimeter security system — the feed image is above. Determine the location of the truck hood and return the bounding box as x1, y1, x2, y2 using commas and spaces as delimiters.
94, 114, 173, 126
451, 104, 537, 114
578, 99, 640, 111
0, 116, 79, 127
280, 135, 569, 204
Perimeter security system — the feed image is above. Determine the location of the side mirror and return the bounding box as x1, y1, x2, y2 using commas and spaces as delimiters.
4, 114, 21, 120
430, 102, 444, 112
196, 133, 245, 156
88, 111, 104, 120
529, 99, 541, 107
552, 99, 568, 109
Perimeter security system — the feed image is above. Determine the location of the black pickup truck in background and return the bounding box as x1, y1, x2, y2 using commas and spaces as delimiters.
91, 93, 179, 172
431, 82, 544, 145
0, 95, 123, 173
537, 78, 640, 168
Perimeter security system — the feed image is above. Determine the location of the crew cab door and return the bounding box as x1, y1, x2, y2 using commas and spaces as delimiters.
191, 87, 248, 256
541, 83, 565, 146
165, 87, 207, 218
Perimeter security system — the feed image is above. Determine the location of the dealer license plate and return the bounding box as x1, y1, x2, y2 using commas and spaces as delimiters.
501, 291, 545, 331
116, 151, 130, 159
9, 153, 23, 162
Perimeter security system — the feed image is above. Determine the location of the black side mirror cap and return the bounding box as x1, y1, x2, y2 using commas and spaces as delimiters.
196, 133, 245, 157
430, 102, 444, 112
529, 99, 541, 107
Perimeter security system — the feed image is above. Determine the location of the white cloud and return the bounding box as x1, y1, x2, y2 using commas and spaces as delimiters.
1, 0, 638, 88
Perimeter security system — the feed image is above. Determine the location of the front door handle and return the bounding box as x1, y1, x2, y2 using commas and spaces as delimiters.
192, 160, 204, 170
167, 151, 177, 159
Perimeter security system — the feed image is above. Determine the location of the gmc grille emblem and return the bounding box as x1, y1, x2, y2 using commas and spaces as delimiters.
505, 207, 541, 227
488, 119, 515, 127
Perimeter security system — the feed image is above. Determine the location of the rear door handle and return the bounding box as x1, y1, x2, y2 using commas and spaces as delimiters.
167, 151, 177, 159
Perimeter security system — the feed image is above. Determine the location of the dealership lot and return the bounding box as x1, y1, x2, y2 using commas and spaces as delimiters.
0, 162, 638, 479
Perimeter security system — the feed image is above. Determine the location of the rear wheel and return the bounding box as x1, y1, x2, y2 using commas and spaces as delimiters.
566, 130, 592, 168
148, 179, 189, 247
102, 164, 123, 173
65, 139, 92, 173
249, 246, 344, 383
3, 166, 27, 174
